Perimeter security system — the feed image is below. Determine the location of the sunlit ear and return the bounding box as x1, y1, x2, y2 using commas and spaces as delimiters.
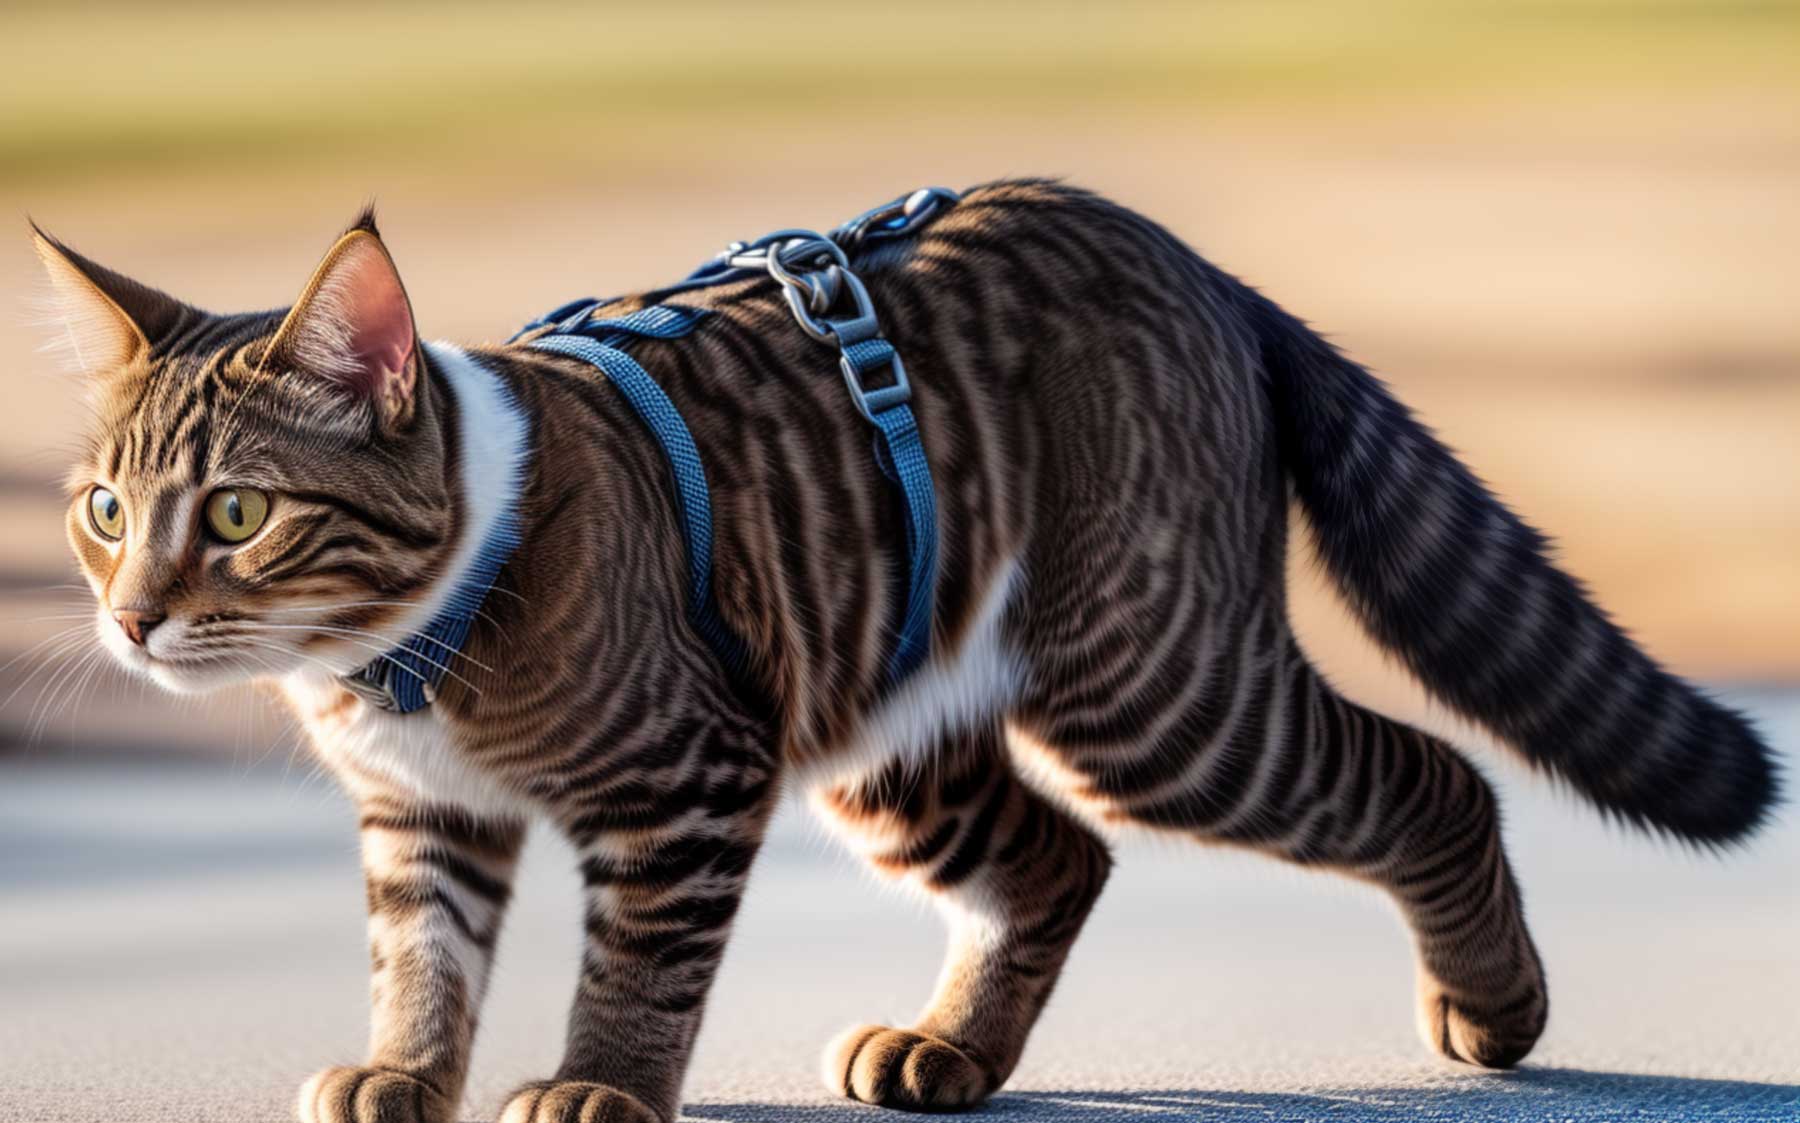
268, 210, 420, 432
31, 223, 192, 375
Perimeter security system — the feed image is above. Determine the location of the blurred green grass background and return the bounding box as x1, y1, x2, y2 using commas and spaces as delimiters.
7, 1, 1800, 184
2, 0, 1797, 751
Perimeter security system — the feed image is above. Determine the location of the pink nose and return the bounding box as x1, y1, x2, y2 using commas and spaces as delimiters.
113, 609, 165, 647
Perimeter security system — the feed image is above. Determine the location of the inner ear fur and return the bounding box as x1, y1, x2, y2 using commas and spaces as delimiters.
265, 213, 421, 431
31, 224, 195, 373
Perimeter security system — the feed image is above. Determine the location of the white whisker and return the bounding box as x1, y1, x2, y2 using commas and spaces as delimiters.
0, 624, 92, 678
237, 620, 495, 674
232, 623, 482, 693
266, 599, 508, 635
0, 627, 96, 714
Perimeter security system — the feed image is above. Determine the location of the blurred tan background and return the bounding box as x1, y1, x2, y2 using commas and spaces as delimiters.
4, 1, 1795, 748
3, 5, 1798, 1121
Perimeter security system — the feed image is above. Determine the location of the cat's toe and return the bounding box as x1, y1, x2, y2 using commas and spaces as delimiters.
297, 1065, 450, 1123
823, 1024, 993, 1112
1417, 974, 1549, 1069
498, 1080, 661, 1123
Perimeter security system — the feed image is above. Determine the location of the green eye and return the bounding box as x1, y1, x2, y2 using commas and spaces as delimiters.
204, 488, 269, 543
89, 487, 125, 540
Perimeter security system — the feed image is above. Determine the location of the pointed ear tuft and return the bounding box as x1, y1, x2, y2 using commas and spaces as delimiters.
268, 221, 420, 433
30, 223, 193, 374
345, 202, 381, 239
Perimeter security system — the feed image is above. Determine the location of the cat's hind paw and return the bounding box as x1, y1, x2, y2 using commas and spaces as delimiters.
1417, 973, 1549, 1070
498, 1081, 661, 1123
823, 1024, 994, 1112
297, 1066, 451, 1123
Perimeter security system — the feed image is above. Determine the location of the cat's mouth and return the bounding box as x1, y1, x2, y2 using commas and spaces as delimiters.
94, 607, 336, 695
98, 623, 249, 696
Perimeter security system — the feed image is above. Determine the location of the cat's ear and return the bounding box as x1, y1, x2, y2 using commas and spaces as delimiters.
268, 209, 420, 433
31, 223, 192, 375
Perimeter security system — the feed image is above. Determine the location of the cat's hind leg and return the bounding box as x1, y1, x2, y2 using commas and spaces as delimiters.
1011, 629, 1548, 1069
812, 723, 1111, 1112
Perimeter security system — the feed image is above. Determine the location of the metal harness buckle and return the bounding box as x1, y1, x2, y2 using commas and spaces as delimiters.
838, 339, 910, 425
768, 241, 906, 419
699, 188, 959, 425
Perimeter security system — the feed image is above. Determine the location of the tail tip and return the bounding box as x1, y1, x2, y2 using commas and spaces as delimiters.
1645, 697, 1781, 848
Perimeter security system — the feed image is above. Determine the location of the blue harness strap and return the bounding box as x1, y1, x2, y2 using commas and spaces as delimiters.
342, 380, 526, 714
514, 187, 956, 690
527, 305, 747, 677
342, 497, 522, 713
839, 337, 937, 680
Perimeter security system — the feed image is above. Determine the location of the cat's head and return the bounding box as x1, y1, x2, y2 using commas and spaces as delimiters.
36, 213, 458, 693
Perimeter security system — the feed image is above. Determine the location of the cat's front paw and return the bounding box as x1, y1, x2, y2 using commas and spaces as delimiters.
297, 1066, 451, 1123
498, 1081, 662, 1123
823, 1024, 994, 1112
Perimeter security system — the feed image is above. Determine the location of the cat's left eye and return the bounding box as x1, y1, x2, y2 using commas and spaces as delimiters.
204, 488, 270, 544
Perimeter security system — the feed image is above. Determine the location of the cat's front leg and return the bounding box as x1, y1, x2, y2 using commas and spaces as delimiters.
299, 798, 526, 1123
499, 745, 778, 1123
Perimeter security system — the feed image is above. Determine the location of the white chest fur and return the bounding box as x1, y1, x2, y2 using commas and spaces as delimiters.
805, 557, 1026, 790
274, 340, 530, 818
282, 672, 523, 816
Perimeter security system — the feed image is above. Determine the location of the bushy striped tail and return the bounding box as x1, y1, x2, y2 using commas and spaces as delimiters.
1249, 296, 1777, 844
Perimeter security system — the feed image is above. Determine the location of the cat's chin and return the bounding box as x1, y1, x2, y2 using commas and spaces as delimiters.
142, 658, 262, 695
98, 627, 266, 695
123, 649, 259, 695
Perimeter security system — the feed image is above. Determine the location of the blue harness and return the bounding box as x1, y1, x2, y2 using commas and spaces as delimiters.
346, 188, 955, 712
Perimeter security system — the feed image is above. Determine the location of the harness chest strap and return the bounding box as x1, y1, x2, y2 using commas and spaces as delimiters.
345, 187, 954, 711
531, 306, 748, 677
340, 377, 525, 712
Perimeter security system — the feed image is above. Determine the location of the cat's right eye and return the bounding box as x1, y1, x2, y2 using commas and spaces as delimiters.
88, 486, 125, 541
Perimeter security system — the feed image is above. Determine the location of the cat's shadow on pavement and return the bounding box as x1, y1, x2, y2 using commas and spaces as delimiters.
673, 1068, 1800, 1121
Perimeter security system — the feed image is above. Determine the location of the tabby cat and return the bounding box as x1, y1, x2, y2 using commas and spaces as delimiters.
37, 180, 1774, 1123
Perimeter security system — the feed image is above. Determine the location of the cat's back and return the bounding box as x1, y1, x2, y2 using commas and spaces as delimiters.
874, 178, 1265, 436
859, 180, 1274, 524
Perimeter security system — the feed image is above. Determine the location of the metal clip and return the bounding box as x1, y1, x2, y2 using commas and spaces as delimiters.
341, 665, 401, 711
766, 236, 879, 345
836, 186, 962, 248
839, 347, 911, 424
697, 190, 961, 430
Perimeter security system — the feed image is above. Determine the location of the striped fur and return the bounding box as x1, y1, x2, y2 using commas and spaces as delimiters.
42, 181, 1775, 1121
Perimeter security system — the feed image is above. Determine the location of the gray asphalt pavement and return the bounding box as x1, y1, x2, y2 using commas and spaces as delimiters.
2, 692, 1796, 1122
